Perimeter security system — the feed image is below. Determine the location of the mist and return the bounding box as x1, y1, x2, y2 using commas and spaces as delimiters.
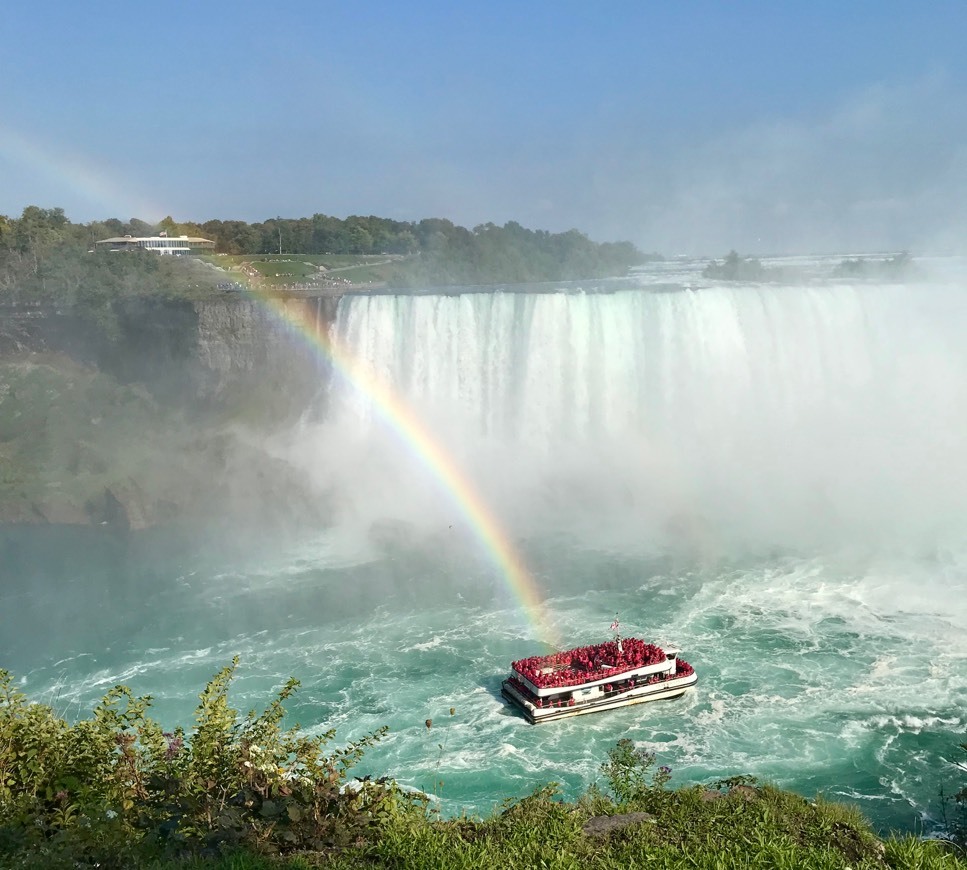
5, 256, 967, 834
269, 259, 967, 570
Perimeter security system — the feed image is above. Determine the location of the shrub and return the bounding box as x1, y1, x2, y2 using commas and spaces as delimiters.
0, 659, 396, 865
600, 738, 672, 807
940, 737, 967, 849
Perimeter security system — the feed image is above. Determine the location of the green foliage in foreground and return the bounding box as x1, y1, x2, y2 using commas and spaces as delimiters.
0, 660, 398, 867
1, 666, 964, 870
939, 737, 967, 851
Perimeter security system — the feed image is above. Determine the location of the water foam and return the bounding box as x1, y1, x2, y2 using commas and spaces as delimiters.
7, 263, 967, 832
304, 276, 967, 565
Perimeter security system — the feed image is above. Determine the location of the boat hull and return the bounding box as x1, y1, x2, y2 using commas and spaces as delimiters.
501, 672, 697, 724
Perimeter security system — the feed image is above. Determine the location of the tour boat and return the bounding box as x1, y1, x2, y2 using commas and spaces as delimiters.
501, 637, 697, 724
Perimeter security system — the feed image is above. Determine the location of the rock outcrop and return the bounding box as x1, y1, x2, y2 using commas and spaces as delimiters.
0, 294, 341, 407
0, 294, 342, 528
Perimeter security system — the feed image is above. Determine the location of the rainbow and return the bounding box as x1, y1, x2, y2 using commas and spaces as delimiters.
0, 118, 558, 645
246, 287, 559, 649
0, 125, 163, 222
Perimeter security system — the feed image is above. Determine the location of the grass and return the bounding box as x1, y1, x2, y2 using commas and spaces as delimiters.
2, 661, 964, 870
248, 260, 319, 281
16, 783, 960, 869
199, 254, 411, 289
60, 785, 963, 870
205, 254, 396, 268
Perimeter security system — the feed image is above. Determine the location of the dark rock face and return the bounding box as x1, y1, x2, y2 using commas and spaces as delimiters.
0, 304, 104, 364
0, 295, 343, 528
0, 295, 341, 408
192, 297, 334, 401
108, 298, 204, 401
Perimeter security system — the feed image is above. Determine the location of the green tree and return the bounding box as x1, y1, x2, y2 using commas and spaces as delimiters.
703, 250, 766, 281
157, 215, 180, 237
123, 217, 155, 237
13, 206, 69, 253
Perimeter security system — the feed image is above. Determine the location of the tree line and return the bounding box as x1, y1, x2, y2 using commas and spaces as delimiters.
0, 207, 216, 308
0, 206, 651, 303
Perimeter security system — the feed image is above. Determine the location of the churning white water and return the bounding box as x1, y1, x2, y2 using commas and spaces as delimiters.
322, 263, 967, 559
4, 256, 967, 834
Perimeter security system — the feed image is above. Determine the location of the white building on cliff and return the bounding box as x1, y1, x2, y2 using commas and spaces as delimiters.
94, 234, 215, 255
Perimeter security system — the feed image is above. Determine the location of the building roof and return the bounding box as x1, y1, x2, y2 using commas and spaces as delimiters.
95, 235, 214, 244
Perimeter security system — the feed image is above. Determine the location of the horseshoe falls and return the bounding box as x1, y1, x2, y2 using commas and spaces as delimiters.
4, 258, 967, 834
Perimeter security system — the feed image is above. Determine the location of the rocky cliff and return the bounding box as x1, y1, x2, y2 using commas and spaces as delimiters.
0, 294, 341, 406
0, 294, 342, 528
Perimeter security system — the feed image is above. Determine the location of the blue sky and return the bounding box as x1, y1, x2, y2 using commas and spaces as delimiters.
2, 1, 966, 254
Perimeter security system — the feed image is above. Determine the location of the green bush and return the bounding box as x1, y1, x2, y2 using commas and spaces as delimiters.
0, 659, 398, 866
600, 737, 672, 807
940, 737, 967, 849
3, 665, 966, 869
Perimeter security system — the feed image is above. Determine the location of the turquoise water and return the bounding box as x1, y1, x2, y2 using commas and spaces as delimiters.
3, 522, 964, 836
5, 267, 967, 835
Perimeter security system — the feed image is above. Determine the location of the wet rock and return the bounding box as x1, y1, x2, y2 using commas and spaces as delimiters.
84, 486, 130, 530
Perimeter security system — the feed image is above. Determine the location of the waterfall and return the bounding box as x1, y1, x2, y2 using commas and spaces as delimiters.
314, 279, 967, 555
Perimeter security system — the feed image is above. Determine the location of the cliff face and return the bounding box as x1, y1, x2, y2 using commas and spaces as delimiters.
0, 294, 342, 528
192, 296, 338, 402
0, 294, 341, 406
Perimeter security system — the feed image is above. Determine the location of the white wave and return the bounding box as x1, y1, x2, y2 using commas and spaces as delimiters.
10, 267, 967, 832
